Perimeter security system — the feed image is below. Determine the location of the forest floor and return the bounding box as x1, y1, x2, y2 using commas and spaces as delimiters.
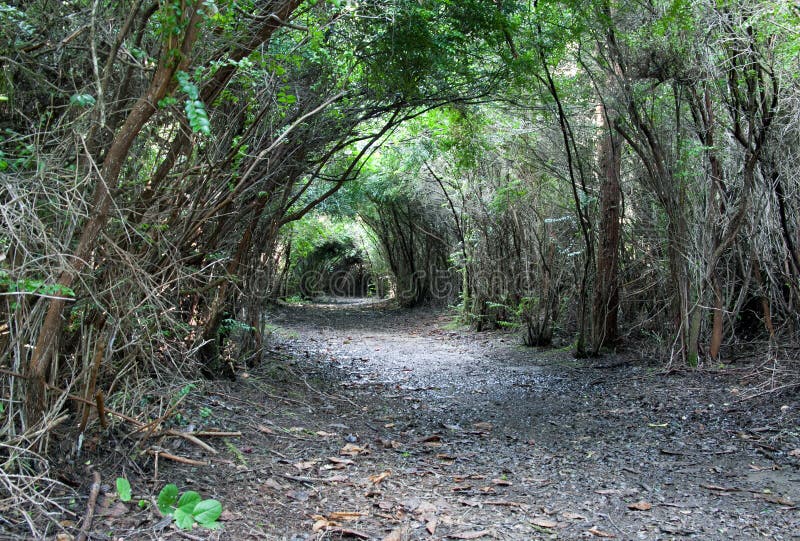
50, 300, 800, 540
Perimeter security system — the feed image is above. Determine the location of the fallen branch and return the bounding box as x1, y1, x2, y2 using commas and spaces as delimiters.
75, 470, 101, 541
170, 432, 217, 455
189, 430, 242, 437
148, 449, 209, 466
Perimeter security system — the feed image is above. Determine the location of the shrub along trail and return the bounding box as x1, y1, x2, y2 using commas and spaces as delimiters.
85, 300, 798, 540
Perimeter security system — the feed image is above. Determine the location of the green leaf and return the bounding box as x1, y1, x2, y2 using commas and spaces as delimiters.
177, 490, 201, 513
174, 507, 195, 530
158, 96, 178, 108
193, 499, 222, 525
157, 484, 179, 515
116, 478, 132, 502
277, 91, 297, 104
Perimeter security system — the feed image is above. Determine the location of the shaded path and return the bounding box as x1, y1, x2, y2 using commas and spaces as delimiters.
258, 301, 799, 539
91, 301, 799, 540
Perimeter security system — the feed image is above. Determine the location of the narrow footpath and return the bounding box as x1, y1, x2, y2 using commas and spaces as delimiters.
92, 300, 799, 540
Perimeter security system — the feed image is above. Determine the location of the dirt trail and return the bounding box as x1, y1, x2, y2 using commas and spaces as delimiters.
84, 300, 799, 540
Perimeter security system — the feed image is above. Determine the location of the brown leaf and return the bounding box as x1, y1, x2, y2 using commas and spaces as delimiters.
587, 527, 616, 538
369, 470, 391, 485
561, 511, 587, 521
628, 501, 652, 511
379, 438, 402, 449
788, 448, 800, 457
328, 511, 366, 521
426, 516, 438, 535
491, 478, 512, 486
531, 518, 558, 529
312, 518, 332, 533
417, 434, 442, 443
414, 501, 438, 516
293, 460, 318, 471
341, 443, 368, 456
96, 502, 128, 518
327, 456, 355, 467
324, 474, 350, 483
448, 530, 492, 539
263, 477, 286, 490
382, 528, 406, 541
256, 424, 274, 434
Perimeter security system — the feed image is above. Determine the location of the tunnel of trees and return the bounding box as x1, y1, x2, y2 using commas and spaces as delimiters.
1, 0, 800, 529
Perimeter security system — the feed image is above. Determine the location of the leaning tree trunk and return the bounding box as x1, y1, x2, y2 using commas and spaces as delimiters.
24, 3, 205, 427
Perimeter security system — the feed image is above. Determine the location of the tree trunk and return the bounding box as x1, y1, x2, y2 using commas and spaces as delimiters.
592, 101, 622, 353
24, 3, 205, 426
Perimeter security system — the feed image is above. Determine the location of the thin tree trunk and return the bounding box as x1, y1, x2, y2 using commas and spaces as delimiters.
592, 100, 622, 353
24, 3, 205, 426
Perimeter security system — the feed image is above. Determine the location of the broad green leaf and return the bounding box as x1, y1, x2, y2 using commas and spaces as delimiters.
174, 507, 195, 530
116, 477, 132, 502
193, 499, 222, 525
177, 490, 201, 513
157, 484, 179, 515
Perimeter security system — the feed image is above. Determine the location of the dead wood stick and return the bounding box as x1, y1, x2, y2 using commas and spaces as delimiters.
170, 431, 217, 454
189, 430, 242, 437
148, 449, 209, 466
175, 529, 205, 540
75, 470, 101, 541
95, 391, 108, 429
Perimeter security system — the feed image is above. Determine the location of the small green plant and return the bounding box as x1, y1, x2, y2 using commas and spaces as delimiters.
116, 477, 132, 502
157, 484, 222, 530
221, 317, 254, 333
199, 406, 212, 419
